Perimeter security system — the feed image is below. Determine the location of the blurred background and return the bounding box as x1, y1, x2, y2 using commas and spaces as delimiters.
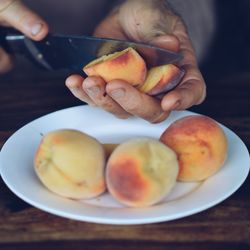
201, 0, 250, 79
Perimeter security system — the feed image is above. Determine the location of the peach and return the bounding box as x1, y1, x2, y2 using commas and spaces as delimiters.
34, 129, 106, 199
106, 138, 179, 207
83, 47, 147, 86
160, 115, 228, 182
138, 64, 184, 96
103, 143, 118, 159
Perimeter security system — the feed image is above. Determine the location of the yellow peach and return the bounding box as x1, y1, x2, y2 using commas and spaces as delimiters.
103, 143, 118, 159
83, 47, 147, 86
34, 129, 106, 199
160, 115, 228, 182
106, 138, 179, 207
138, 64, 184, 96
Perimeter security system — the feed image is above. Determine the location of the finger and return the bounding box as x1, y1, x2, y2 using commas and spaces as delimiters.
139, 34, 180, 67
158, 18, 206, 111
0, 47, 13, 73
0, 0, 48, 40
151, 34, 180, 52
65, 75, 96, 106
106, 80, 170, 123
161, 65, 206, 111
83, 76, 131, 119
172, 18, 198, 67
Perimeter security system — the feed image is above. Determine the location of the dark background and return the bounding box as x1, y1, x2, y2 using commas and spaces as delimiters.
201, 1, 250, 79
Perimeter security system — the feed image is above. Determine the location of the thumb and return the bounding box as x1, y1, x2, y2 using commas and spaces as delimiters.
0, 0, 48, 40
151, 35, 180, 52
137, 35, 180, 67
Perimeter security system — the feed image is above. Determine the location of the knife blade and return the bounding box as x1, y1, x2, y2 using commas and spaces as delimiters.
0, 28, 183, 72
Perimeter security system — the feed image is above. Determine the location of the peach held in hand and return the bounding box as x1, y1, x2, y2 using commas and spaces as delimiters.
34, 129, 106, 199
160, 115, 228, 182
106, 138, 179, 207
83, 47, 147, 86
138, 64, 184, 96
83, 47, 184, 94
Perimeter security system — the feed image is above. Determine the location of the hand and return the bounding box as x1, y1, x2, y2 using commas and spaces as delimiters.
0, 0, 48, 74
66, 0, 206, 123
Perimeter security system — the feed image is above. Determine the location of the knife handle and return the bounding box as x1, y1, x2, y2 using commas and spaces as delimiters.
0, 27, 25, 54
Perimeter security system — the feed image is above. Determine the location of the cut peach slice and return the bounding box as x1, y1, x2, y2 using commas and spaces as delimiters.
83, 47, 147, 86
139, 64, 184, 96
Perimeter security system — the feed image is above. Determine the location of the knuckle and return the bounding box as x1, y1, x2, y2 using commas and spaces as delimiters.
0, 0, 16, 12
149, 111, 169, 124
0, 48, 13, 74
123, 100, 140, 114
115, 113, 131, 120
197, 81, 207, 104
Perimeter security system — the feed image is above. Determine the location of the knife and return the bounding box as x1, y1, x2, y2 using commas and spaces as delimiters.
0, 28, 183, 72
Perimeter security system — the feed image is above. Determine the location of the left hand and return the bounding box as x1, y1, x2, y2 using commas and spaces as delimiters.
65, 0, 206, 123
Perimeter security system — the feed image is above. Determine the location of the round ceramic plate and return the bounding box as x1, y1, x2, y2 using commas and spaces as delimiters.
0, 106, 249, 225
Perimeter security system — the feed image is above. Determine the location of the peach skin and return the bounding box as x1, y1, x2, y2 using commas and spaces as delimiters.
106, 138, 179, 207
138, 64, 184, 96
34, 129, 106, 199
83, 47, 147, 86
160, 115, 228, 182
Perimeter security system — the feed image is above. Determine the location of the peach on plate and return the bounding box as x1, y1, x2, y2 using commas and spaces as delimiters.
106, 138, 179, 207
34, 129, 106, 199
160, 115, 228, 182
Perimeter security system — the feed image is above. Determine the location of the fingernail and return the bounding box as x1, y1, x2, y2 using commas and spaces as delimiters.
110, 89, 125, 98
31, 23, 43, 36
86, 86, 100, 96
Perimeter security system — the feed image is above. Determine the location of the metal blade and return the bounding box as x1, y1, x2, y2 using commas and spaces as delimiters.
5, 33, 183, 71
24, 34, 183, 71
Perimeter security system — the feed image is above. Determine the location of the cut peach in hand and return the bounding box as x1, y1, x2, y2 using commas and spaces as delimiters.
138, 64, 184, 96
83, 47, 147, 86
106, 138, 179, 207
160, 115, 228, 182
34, 129, 106, 199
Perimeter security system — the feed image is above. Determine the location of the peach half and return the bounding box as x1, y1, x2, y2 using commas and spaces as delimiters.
34, 129, 106, 199
83, 47, 147, 86
138, 64, 184, 96
160, 115, 228, 182
106, 138, 179, 207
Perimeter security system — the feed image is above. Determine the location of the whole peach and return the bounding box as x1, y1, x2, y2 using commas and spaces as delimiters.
160, 115, 228, 182
106, 138, 179, 207
34, 129, 106, 199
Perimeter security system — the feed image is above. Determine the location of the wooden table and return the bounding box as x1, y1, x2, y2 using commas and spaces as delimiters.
0, 66, 250, 250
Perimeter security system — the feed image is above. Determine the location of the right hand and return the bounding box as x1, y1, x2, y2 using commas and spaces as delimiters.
0, 0, 48, 74
66, 0, 206, 123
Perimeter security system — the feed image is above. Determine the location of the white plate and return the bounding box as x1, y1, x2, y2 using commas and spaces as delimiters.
0, 106, 249, 225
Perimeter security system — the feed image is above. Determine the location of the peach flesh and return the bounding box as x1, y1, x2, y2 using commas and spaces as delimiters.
83, 47, 147, 86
